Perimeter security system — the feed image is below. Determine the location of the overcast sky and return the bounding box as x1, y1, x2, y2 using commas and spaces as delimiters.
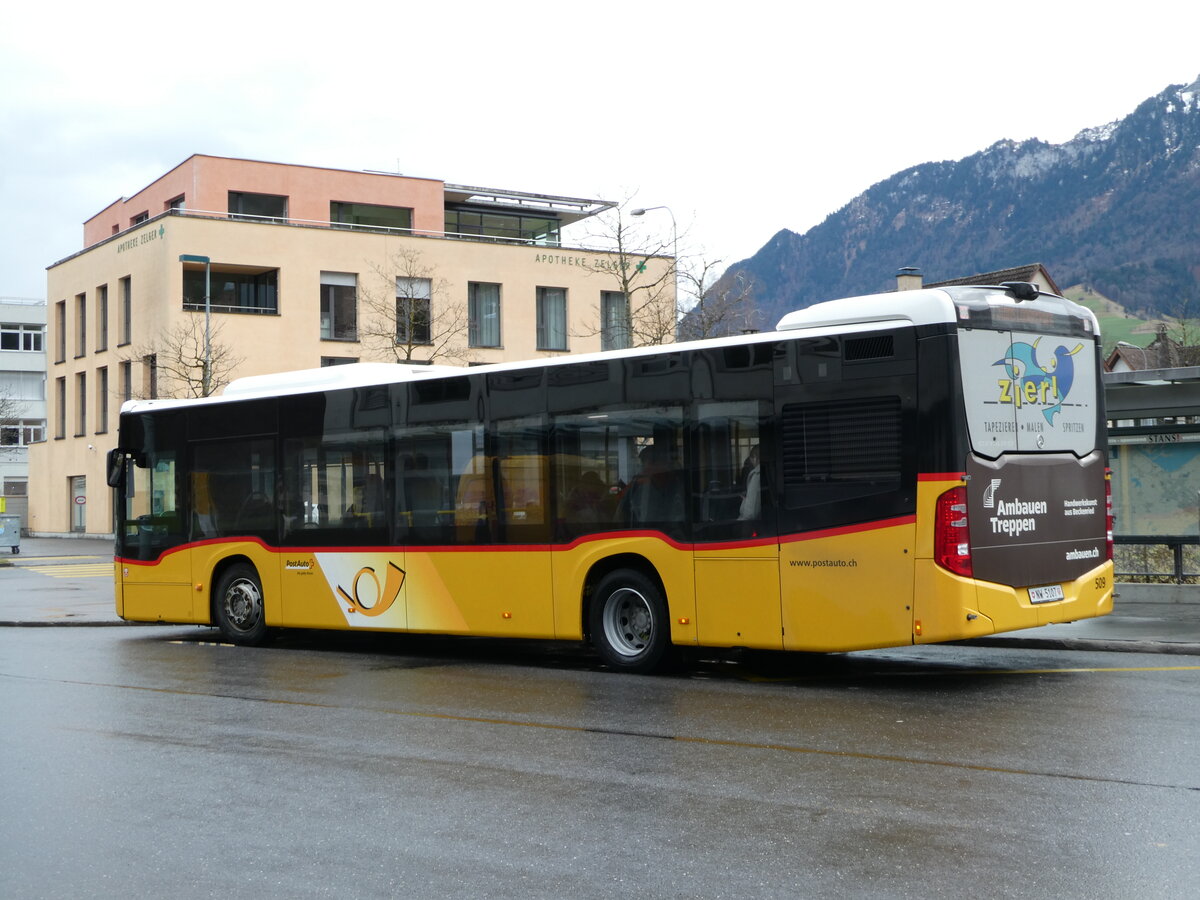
2, 2, 1197, 300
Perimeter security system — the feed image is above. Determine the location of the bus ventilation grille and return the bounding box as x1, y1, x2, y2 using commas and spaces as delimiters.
843, 335, 894, 361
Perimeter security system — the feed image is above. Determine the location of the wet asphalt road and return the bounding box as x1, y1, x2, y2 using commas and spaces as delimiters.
1, 625, 1197, 899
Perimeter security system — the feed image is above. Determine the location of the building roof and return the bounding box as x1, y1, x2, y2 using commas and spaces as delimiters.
926, 262, 1062, 296
88, 154, 614, 229
1105, 324, 1200, 371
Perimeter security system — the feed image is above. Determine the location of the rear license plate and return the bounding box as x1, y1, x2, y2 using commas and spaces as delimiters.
1028, 584, 1065, 604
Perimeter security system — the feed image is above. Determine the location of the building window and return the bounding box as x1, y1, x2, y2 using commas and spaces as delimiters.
601, 291, 631, 351
1, 422, 45, 446
54, 377, 65, 439
229, 191, 288, 222
95, 285, 108, 352
166, 195, 185, 211
119, 277, 132, 346
75, 372, 86, 436
95, 367, 108, 434
445, 209, 560, 246
74, 293, 86, 357
396, 277, 432, 345
331, 202, 412, 231
119, 360, 132, 403
319, 272, 358, 340
143, 354, 157, 400
320, 356, 359, 367
55, 301, 66, 363
131, 211, 149, 226
468, 282, 501, 348
0, 371, 44, 402
536, 287, 568, 351
184, 267, 278, 315
0, 323, 44, 352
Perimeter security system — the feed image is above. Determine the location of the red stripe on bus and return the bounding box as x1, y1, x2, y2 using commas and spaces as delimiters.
777, 515, 916, 545
918, 472, 966, 482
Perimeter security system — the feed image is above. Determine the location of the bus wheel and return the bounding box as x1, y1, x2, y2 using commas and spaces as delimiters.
590, 570, 669, 673
214, 563, 268, 646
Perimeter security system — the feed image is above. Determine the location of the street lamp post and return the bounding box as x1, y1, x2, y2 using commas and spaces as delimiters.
179, 254, 211, 396
630, 205, 678, 266
631, 206, 679, 337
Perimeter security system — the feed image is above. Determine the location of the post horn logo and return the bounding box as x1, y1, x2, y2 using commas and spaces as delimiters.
336, 561, 405, 617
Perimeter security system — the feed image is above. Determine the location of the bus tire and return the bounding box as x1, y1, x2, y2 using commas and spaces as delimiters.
589, 569, 670, 673
214, 563, 269, 646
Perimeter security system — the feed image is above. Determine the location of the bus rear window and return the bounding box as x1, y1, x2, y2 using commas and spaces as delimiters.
958, 328, 1098, 457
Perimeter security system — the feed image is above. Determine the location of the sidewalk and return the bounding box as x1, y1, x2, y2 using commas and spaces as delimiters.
969, 583, 1200, 656
2, 537, 1198, 655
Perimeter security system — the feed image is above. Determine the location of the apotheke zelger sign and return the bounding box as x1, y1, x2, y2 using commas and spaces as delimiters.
966, 451, 1107, 588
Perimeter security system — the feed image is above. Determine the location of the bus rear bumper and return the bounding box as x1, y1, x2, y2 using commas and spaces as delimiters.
913, 559, 1114, 644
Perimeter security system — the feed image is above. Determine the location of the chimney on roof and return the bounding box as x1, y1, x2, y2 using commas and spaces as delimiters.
896, 266, 923, 292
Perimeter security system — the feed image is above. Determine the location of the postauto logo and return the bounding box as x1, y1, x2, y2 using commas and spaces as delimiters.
337, 561, 406, 617
993, 339, 1084, 425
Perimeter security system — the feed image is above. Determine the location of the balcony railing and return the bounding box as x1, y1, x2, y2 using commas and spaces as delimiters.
158, 207, 565, 248
181, 300, 277, 316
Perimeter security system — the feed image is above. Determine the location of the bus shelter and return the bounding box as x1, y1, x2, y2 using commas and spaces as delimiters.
1105, 365, 1200, 581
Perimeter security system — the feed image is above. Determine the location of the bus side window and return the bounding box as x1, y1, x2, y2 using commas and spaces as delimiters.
691, 401, 768, 540
552, 411, 684, 540
191, 438, 276, 540
397, 424, 483, 545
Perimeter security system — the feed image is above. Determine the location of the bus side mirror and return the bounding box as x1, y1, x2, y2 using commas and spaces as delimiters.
106, 449, 126, 488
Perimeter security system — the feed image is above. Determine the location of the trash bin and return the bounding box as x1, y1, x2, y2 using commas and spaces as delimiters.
0, 514, 20, 554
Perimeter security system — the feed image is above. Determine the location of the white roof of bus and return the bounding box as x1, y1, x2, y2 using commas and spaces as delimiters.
223, 362, 459, 396
775, 287, 960, 330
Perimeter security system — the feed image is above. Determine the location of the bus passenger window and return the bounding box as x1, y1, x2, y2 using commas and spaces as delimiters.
553, 408, 684, 540
396, 424, 483, 545
691, 401, 768, 540
191, 438, 276, 540
618, 444, 685, 525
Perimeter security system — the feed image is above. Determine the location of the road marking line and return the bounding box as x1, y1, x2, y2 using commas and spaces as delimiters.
24, 564, 115, 579
14, 555, 108, 562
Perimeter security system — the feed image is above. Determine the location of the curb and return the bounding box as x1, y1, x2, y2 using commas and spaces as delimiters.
0, 620, 142, 628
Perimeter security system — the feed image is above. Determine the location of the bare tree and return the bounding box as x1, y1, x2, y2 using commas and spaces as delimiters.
0, 384, 22, 445
123, 316, 244, 399
358, 246, 472, 364
675, 259, 758, 342
0, 385, 19, 423
1167, 297, 1200, 350
577, 201, 679, 347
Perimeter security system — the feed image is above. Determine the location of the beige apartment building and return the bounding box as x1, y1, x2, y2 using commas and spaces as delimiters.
31, 155, 673, 536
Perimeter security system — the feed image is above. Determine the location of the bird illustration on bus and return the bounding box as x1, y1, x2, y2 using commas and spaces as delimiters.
994, 338, 1084, 424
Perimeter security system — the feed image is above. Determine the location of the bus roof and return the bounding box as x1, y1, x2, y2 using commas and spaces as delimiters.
776, 283, 1100, 334
776, 287, 959, 331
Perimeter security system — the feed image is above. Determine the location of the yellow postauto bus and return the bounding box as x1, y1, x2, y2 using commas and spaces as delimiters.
108, 282, 1113, 672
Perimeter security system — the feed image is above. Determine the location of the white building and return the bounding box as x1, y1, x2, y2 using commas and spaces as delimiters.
0, 298, 48, 532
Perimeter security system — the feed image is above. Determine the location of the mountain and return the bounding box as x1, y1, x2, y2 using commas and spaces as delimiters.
725, 75, 1200, 327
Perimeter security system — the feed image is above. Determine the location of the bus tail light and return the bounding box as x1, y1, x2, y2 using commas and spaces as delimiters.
1105, 469, 1114, 561
935, 486, 973, 577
